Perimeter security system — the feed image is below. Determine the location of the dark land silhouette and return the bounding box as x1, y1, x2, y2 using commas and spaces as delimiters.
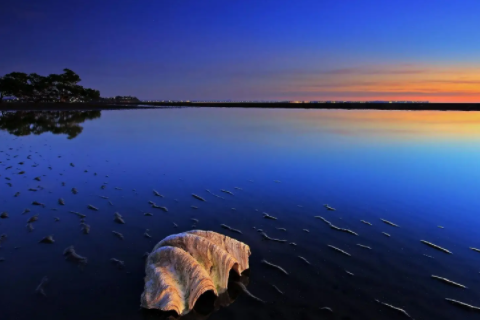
0, 69, 100, 103
2, 101, 480, 111
3, 69, 473, 112
122, 101, 480, 111
1, 69, 478, 111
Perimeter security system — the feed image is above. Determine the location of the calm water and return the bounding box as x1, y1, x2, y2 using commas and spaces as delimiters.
1, 108, 480, 320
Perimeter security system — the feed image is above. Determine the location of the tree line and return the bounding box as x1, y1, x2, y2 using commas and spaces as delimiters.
0, 69, 100, 103
104, 96, 141, 103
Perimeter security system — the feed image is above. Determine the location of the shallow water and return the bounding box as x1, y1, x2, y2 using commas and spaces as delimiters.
1, 108, 480, 320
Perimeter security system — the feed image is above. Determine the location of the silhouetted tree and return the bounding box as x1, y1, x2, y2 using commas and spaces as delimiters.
113, 95, 140, 102
0, 69, 101, 103
0, 72, 30, 102
0, 77, 4, 103
82, 88, 101, 102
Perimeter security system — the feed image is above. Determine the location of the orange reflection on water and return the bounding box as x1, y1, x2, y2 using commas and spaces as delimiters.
288, 110, 480, 139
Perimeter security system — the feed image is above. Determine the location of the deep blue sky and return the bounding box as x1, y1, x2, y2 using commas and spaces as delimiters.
1, 0, 479, 101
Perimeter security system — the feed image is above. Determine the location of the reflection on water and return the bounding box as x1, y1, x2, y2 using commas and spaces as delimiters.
1, 108, 480, 320
0, 110, 101, 139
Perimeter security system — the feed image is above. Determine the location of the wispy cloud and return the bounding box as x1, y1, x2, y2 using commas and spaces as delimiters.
259, 63, 480, 102
80, 58, 480, 102
427, 79, 480, 84
318, 67, 429, 75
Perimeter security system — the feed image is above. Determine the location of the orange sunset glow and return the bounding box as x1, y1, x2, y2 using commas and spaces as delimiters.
271, 63, 480, 103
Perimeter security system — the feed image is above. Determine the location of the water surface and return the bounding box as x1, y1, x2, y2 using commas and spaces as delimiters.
1, 108, 480, 320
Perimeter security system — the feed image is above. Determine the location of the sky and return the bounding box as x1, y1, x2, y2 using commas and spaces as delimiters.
1, 0, 479, 102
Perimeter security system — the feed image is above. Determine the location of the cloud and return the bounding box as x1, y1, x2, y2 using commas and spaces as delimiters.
318, 67, 428, 75
427, 80, 480, 84
73, 57, 480, 102
279, 90, 480, 97
258, 62, 480, 102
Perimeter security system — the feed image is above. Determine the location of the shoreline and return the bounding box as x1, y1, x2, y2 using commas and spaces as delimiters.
1, 102, 480, 111
0, 103, 156, 111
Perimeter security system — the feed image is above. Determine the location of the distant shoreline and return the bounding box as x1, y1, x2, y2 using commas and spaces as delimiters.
0, 103, 156, 111
1, 102, 480, 111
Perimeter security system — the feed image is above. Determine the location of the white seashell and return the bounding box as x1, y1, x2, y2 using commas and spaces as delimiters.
141, 230, 251, 315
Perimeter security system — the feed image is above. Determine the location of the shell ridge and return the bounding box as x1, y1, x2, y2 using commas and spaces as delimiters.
141, 231, 250, 315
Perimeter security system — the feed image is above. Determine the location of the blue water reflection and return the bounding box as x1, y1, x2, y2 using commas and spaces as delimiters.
1, 108, 480, 320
